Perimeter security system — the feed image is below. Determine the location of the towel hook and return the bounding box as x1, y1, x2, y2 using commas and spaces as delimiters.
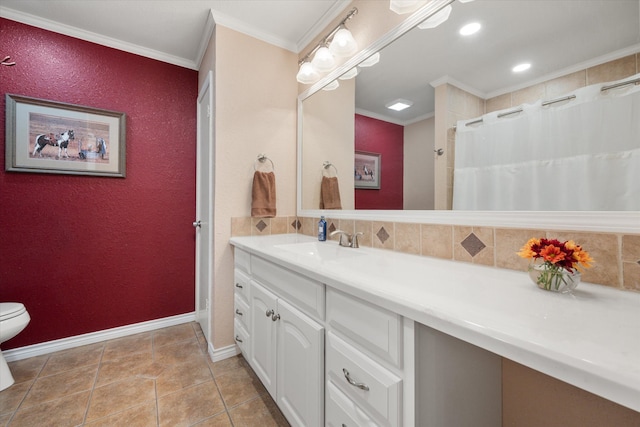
323, 161, 338, 176
254, 154, 275, 171
1, 56, 16, 67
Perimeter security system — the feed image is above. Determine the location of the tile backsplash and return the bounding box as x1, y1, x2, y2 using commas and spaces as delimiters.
231, 216, 640, 292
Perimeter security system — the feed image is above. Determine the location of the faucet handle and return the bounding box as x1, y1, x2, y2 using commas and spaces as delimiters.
330, 229, 351, 247
351, 232, 364, 248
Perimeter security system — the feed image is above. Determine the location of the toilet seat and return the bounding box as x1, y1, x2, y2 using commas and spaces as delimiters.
0, 303, 27, 322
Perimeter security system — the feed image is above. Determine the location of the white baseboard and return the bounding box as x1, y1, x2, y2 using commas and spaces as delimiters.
3, 312, 197, 362
208, 342, 240, 362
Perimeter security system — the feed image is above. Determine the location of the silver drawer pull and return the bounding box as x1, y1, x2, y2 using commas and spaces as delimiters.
266, 309, 274, 317
235, 335, 243, 343
235, 283, 243, 289
271, 313, 280, 322
235, 309, 243, 316
342, 368, 369, 391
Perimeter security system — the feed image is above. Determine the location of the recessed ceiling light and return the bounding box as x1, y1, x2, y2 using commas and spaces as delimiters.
460, 22, 481, 36
512, 63, 531, 73
386, 99, 413, 111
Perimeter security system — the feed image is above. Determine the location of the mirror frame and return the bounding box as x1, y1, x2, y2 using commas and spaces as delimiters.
296, 0, 640, 233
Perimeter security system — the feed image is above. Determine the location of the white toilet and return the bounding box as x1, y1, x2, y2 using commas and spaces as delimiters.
0, 302, 30, 391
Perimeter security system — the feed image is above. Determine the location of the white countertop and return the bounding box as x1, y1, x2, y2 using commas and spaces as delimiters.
230, 233, 640, 412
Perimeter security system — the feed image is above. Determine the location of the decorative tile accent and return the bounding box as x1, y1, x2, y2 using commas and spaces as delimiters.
291, 219, 301, 231
328, 222, 337, 234
376, 227, 390, 244
461, 233, 486, 257
255, 220, 267, 232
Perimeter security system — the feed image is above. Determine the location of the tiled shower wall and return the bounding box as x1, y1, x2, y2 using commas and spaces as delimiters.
231, 216, 640, 292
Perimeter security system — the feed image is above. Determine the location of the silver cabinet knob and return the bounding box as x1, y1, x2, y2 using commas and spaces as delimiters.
193, 220, 201, 228
271, 313, 280, 322
235, 309, 243, 316
235, 335, 243, 343
235, 283, 243, 289
266, 309, 274, 317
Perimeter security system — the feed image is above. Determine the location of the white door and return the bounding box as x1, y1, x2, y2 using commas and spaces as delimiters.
195, 71, 213, 344
250, 281, 278, 398
276, 298, 324, 427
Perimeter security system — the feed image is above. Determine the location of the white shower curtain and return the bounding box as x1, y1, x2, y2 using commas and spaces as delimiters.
453, 73, 640, 211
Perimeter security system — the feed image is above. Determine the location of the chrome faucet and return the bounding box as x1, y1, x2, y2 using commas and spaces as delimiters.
330, 230, 364, 248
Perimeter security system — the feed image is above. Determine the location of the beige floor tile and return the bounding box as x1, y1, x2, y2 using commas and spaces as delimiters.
154, 337, 204, 366
157, 380, 225, 427
153, 323, 197, 348
0, 381, 31, 416
95, 351, 155, 387
86, 376, 156, 422
39, 343, 104, 377
209, 354, 249, 378
228, 394, 290, 427
7, 354, 49, 384
193, 411, 234, 426
84, 401, 157, 426
215, 362, 266, 407
0, 412, 12, 425
21, 363, 98, 408
9, 390, 90, 427
156, 356, 213, 397
102, 332, 153, 361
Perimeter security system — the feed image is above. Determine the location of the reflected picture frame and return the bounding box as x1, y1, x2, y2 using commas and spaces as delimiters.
5, 94, 126, 178
354, 151, 380, 189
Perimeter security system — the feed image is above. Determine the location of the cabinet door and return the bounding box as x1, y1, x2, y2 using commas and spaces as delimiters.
276, 298, 324, 427
249, 280, 278, 399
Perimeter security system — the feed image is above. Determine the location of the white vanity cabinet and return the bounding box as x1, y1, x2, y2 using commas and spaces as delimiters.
234, 248, 325, 427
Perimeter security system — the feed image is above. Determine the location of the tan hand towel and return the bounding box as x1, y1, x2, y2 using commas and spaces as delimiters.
320, 176, 342, 210
252, 171, 276, 218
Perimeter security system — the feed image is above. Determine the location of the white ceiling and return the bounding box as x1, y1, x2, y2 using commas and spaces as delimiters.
0, 0, 351, 69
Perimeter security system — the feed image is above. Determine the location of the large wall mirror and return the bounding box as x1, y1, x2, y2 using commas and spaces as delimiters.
297, 0, 640, 232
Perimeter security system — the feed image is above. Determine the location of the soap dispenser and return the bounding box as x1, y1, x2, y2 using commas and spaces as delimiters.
318, 216, 327, 241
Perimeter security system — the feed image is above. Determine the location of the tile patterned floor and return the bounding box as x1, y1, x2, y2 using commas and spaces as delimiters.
0, 322, 290, 426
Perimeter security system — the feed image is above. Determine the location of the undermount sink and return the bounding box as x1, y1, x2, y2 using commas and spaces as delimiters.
275, 241, 365, 262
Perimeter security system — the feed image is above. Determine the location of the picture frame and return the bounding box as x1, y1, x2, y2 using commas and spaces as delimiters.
5, 94, 126, 178
354, 151, 380, 189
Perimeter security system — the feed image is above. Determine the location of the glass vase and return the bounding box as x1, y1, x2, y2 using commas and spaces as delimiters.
528, 262, 580, 293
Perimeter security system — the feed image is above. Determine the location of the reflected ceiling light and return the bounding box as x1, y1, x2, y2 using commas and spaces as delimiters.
323, 80, 340, 91
386, 99, 413, 111
389, 0, 428, 14
339, 67, 359, 80
460, 22, 481, 36
359, 52, 380, 67
311, 46, 336, 72
297, 8, 359, 84
330, 27, 358, 57
458, 0, 475, 2
296, 62, 320, 84
512, 63, 531, 72
418, 4, 452, 29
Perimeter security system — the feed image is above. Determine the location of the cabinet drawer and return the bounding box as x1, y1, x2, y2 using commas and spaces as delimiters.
234, 295, 250, 332
234, 319, 250, 358
234, 248, 251, 273
326, 332, 401, 427
327, 288, 402, 367
234, 269, 251, 303
326, 380, 380, 427
251, 255, 325, 321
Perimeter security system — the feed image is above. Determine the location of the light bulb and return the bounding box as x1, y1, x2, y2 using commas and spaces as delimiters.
359, 52, 380, 68
322, 80, 340, 91
389, 0, 427, 15
329, 28, 358, 57
418, 4, 452, 29
311, 46, 336, 73
296, 62, 320, 84
339, 67, 359, 80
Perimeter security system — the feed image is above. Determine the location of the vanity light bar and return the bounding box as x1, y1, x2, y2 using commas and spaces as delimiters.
298, 8, 358, 66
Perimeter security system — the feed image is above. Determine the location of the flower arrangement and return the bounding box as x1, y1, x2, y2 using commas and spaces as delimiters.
517, 238, 594, 292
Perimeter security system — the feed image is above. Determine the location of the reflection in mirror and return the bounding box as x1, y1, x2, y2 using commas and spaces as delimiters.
300, 0, 640, 211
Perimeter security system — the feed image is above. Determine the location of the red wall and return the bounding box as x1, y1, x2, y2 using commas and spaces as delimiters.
0, 18, 197, 348
354, 114, 403, 210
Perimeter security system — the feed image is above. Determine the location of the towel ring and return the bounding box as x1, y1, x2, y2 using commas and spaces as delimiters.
254, 154, 275, 171
323, 161, 338, 176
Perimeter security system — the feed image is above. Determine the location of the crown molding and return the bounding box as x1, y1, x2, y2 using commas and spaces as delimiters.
0, 6, 199, 69
295, 1, 352, 54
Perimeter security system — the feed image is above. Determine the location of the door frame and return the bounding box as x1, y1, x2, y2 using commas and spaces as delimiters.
195, 70, 214, 349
